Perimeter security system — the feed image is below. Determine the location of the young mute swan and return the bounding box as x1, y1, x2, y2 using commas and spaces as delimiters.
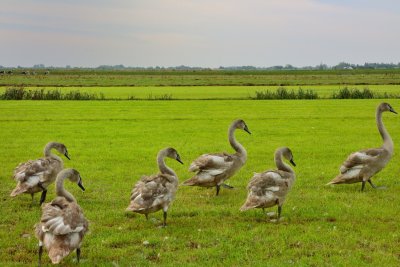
183, 119, 251, 196
240, 147, 296, 219
327, 102, 397, 191
126, 147, 183, 226
35, 168, 87, 265
10, 142, 70, 205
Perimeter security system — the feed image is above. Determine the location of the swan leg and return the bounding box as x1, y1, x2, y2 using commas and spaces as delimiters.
361, 181, 366, 192
38, 244, 43, 266
163, 211, 167, 227
368, 180, 387, 190
216, 185, 220, 196
39, 190, 47, 205
368, 180, 377, 188
278, 206, 282, 219
221, 183, 234, 189
76, 248, 81, 263
145, 214, 148, 220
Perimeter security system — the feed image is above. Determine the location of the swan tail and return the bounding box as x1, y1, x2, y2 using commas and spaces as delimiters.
10, 183, 27, 197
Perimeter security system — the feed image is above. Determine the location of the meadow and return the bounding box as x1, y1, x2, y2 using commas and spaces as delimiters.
1, 69, 400, 87
1, 99, 400, 266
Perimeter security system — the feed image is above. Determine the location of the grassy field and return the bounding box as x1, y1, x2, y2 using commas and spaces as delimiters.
1, 69, 400, 86
1, 99, 400, 266
2, 85, 400, 100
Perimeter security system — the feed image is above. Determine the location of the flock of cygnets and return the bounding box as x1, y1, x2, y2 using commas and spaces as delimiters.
9, 102, 396, 265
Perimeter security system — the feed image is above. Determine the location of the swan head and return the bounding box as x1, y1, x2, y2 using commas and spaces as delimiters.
379, 102, 397, 114
234, 119, 251, 134
65, 169, 85, 191
164, 147, 184, 164
53, 142, 70, 160
46, 142, 70, 160
280, 147, 296, 166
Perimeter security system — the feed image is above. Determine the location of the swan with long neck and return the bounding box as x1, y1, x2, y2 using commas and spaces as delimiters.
44, 141, 70, 160
35, 168, 88, 265
327, 102, 397, 191
55, 169, 85, 202
10, 141, 70, 205
240, 147, 296, 219
228, 121, 248, 160
183, 119, 251, 196
275, 148, 295, 174
377, 104, 394, 152
157, 148, 179, 177
126, 147, 183, 226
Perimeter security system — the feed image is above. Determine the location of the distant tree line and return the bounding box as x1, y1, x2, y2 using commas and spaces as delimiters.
219, 62, 400, 70
1, 62, 399, 71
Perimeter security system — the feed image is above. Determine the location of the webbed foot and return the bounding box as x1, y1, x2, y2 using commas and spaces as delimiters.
368, 180, 387, 190
221, 183, 234, 189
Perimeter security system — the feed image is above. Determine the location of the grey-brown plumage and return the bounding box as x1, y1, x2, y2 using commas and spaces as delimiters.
126, 147, 183, 226
35, 168, 87, 265
183, 119, 251, 196
10, 142, 70, 205
327, 102, 397, 191
240, 147, 296, 219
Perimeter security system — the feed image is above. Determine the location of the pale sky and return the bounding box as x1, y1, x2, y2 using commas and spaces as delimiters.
1, 0, 400, 68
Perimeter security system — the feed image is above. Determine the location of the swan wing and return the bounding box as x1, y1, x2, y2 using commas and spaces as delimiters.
248, 170, 288, 188
248, 171, 290, 194
340, 148, 384, 173
241, 170, 292, 211
40, 197, 88, 235
189, 153, 233, 175
13, 157, 60, 183
129, 174, 177, 211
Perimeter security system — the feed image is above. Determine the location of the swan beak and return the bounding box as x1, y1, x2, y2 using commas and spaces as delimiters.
176, 154, 184, 165
64, 151, 71, 160
244, 125, 251, 134
78, 180, 85, 191
290, 159, 296, 167
389, 107, 397, 114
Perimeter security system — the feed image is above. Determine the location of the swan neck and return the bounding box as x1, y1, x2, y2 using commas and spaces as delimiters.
376, 108, 393, 152
55, 172, 76, 202
44, 143, 62, 162
275, 151, 294, 174
228, 125, 247, 159
157, 152, 177, 177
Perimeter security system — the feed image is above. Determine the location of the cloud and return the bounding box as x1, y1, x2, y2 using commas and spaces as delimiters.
1, 0, 400, 67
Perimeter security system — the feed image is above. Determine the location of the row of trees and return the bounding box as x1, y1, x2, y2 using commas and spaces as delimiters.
1, 62, 400, 71
219, 62, 400, 70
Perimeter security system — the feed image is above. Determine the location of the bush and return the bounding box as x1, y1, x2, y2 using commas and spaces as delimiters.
0, 87, 25, 100
63, 90, 104, 100
297, 88, 319, 99
0, 87, 104, 100
331, 87, 400, 99
45, 90, 63, 100
253, 87, 318, 100
332, 87, 374, 99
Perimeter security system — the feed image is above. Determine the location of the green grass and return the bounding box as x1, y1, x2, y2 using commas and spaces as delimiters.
2, 85, 400, 100
1, 100, 400, 266
1, 69, 400, 86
